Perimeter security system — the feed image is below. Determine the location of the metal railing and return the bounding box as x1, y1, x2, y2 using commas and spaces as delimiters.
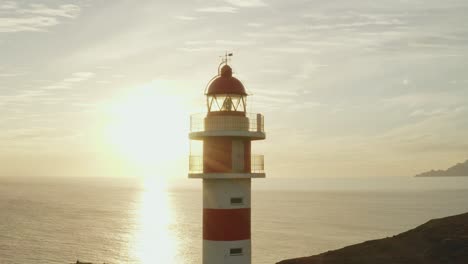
188, 155, 265, 174
189, 155, 203, 174
190, 113, 264, 133
251, 155, 265, 173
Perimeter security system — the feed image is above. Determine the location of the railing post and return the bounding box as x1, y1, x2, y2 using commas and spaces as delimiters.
256, 113, 262, 132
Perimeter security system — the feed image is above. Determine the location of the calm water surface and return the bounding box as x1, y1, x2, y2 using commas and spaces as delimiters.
1, 177, 467, 264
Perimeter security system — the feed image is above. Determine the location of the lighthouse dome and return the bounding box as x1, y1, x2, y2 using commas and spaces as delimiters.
206, 65, 247, 95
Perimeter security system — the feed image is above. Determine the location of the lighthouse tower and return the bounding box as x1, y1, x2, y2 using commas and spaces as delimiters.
188, 59, 266, 264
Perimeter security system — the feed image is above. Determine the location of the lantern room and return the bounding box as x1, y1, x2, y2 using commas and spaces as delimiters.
206, 64, 247, 115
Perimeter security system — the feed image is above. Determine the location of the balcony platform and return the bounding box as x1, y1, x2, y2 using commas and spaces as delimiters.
189, 112, 265, 140
188, 173, 266, 179
189, 130, 265, 140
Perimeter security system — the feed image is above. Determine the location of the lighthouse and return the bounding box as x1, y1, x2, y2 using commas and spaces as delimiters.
188, 57, 266, 264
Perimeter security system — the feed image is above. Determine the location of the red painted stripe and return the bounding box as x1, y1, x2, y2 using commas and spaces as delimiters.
203, 138, 232, 173
203, 208, 250, 241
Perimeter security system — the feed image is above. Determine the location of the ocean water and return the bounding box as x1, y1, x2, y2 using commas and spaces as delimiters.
1, 176, 468, 264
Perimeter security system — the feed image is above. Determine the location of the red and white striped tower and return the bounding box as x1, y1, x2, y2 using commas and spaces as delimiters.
188, 59, 266, 264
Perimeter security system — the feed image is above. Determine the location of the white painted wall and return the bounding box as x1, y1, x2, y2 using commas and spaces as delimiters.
203, 179, 251, 209
203, 239, 251, 264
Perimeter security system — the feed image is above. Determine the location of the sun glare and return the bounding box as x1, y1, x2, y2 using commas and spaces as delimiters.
132, 177, 178, 263
106, 82, 189, 178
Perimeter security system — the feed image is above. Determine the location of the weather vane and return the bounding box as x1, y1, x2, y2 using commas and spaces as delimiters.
220, 51, 233, 65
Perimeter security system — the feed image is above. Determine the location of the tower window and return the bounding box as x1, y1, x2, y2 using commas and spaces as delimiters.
230, 197, 244, 205
207, 94, 246, 113
230, 248, 243, 256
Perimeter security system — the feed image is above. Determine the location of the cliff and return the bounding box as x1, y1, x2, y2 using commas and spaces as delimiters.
415, 160, 468, 177
277, 212, 468, 264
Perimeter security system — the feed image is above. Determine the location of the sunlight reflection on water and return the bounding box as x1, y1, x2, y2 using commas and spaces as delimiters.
132, 178, 179, 263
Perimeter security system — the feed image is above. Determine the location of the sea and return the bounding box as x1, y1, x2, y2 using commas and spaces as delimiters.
1, 176, 467, 264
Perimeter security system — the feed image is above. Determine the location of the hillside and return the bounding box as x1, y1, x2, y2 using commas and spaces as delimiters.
277, 212, 468, 264
415, 160, 468, 177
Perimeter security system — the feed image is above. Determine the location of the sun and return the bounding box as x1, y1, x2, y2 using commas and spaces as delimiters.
105, 82, 189, 178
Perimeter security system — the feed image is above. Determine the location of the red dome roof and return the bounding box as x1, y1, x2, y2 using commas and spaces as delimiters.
206, 65, 247, 95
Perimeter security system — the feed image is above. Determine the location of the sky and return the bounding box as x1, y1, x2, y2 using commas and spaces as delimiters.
1, 0, 467, 178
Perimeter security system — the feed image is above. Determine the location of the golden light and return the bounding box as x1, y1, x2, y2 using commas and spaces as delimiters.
105, 81, 189, 177
131, 177, 179, 263
104, 81, 193, 262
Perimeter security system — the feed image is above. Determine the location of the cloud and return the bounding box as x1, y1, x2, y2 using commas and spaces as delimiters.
410, 108, 449, 117
259, 68, 287, 74
18, 4, 80, 18
292, 106, 468, 176
0, 71, 95, 114
375, 107, 468, 155
0, 2, 80, 33
184, 40, 209, 45
180, 39, 254, 52
0, 89, 48, 105
185, 39, 254, 46
174, 15, 198, 21
409, 106, 465, 118
0, 1, 17, 10
224, 0, 267, 7
214, 39, 255, 46
0, 70, 25, 77
302, 12, 407, 29
178, 47, 224, 52
0, 16, 59, 32
297, 8, 468, 57
383, 92, 461, 108
196, 6, 238, 13
264, 47, 319, 54
247, 22, 263, 27
62, 72, 95, 83
293, 63, 328, 79
42, 72, 94, 90
0, 127, 61, 141
251, 89, 299, 108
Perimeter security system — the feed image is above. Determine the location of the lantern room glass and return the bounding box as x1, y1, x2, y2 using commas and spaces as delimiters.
207, 94, 247, 113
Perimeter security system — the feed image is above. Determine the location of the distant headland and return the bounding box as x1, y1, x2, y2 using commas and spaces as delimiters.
415, 160, 468, 177
277, 212, 468, 264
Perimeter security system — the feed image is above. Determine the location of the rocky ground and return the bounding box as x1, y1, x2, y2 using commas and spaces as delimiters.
277, 212, 468, 264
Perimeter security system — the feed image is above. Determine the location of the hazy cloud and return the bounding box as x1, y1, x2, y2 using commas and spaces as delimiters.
0, 1, 17, 10
18, 4, 80, 18
196, 6, 238, 13
0, 89, 48, 105
63, 72, 95, 82
410, 108, 450, 117
0, 2, 80, 32
174, 15, 198, 21
42, 72, 95, 90
225, 0, 267, 7
264, 47, 319, 54
383, 92, 462, 108
215, 39, 255, 46
0, 71, 25, 77
247, 22, 263, 27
